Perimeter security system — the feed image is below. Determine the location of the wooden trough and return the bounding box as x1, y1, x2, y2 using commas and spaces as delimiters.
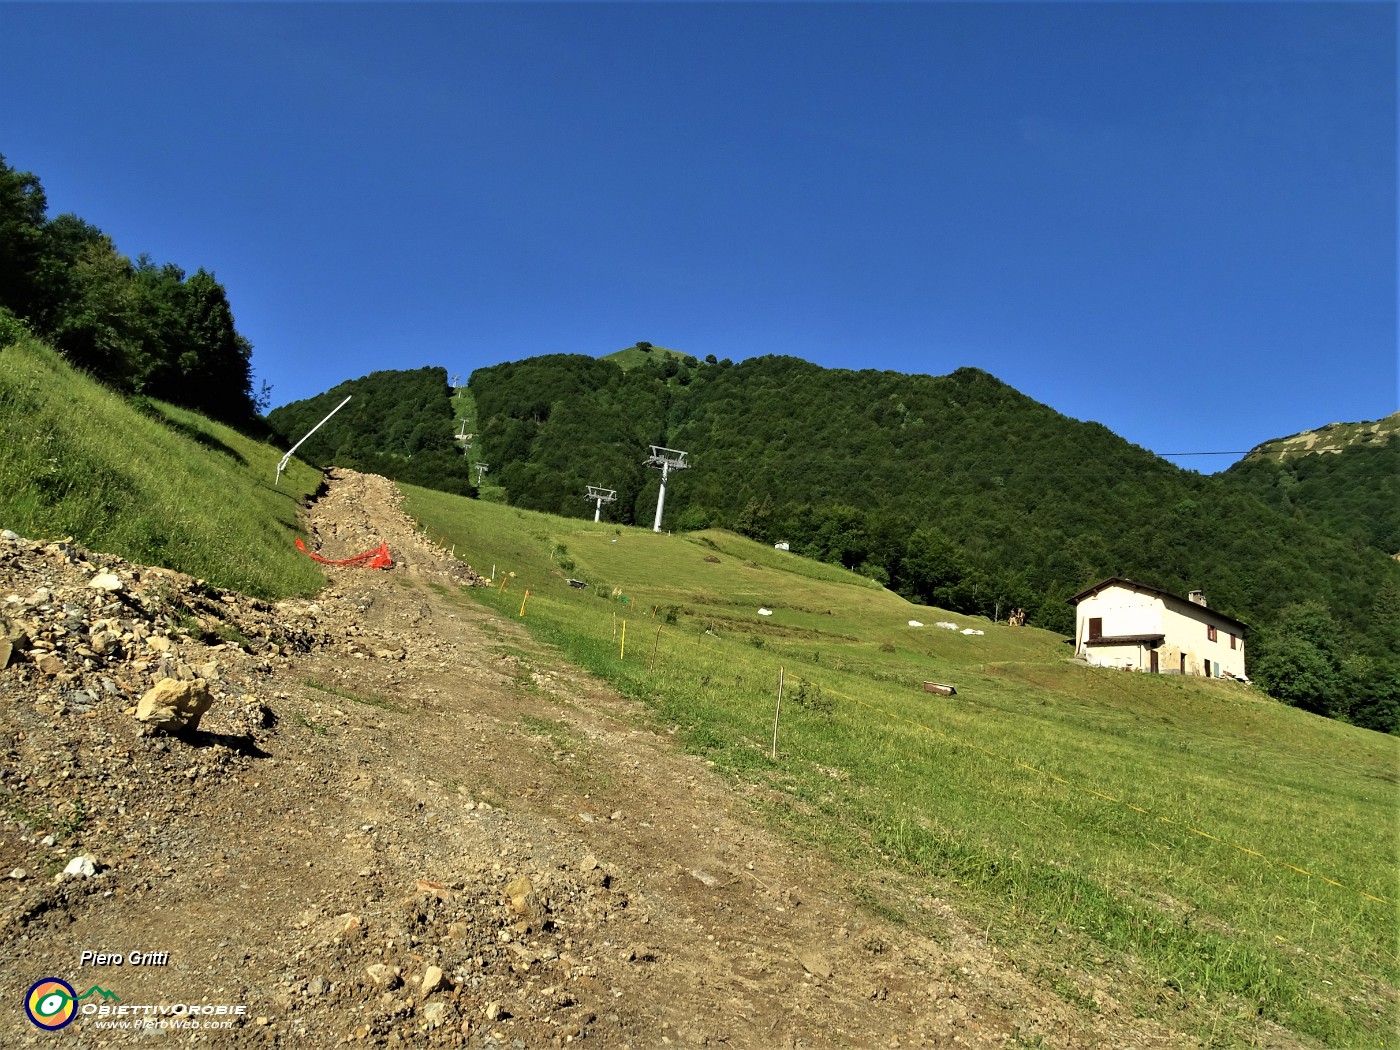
922, 682, 957, 696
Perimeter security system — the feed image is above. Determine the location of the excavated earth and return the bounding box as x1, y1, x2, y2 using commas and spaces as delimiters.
0, 469, 1204, 1049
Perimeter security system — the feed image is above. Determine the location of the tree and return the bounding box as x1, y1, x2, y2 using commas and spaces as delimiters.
48, 233, 148, 387
1250, 603, 1346, 718
0, 155, 49, 320
734, 495, 777, 540
677, 505, 712, 531
0, 155, 263, 427
900, 528, 968, 609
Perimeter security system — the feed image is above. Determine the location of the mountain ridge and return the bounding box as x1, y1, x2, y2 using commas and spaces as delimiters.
1241, 411, 1399, 463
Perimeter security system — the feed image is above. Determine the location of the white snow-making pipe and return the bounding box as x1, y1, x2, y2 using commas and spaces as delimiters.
276, 395, 352, 485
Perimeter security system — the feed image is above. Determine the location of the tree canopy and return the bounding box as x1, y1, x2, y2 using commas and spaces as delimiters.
0, 155, 260, 426
1221, 431, 1400, 559
266, 367, 475, 496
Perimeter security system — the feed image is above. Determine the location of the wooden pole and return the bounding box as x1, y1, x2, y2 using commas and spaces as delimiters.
620, 619, 627, 661
649, 624, 662, 672
771, 667, 785, 761
518, 589, 530, 617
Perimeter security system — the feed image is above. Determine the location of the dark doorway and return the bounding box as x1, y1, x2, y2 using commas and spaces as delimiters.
1149, 650, 1159, 673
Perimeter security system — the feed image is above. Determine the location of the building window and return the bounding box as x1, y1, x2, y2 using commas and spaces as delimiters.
1089, 617, 1103, 641
1206, 624, 1217, 642
1229, 633, 1236, 650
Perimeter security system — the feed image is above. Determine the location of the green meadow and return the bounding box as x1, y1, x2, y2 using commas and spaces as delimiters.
0, 335, 325, 598
403, 485, 1399, 1048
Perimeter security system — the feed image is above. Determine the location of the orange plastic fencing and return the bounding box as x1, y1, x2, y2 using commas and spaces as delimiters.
294, 538, 393, 569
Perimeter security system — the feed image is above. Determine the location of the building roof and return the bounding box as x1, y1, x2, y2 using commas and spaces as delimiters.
1067, 577, 1249, 630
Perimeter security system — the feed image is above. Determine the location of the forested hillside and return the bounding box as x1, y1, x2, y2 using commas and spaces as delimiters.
1221, 414, 1400, 559
265, 367, 475, 495
468, 351, 1400, 731
0, 156, 262, 427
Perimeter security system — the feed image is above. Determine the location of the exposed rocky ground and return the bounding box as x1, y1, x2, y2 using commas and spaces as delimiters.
1, 470, 1203, 1048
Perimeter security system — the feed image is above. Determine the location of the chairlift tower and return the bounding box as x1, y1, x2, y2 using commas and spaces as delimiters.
585, 485, 617, 523
475, 463, 489, 486
644, 446, 688, 533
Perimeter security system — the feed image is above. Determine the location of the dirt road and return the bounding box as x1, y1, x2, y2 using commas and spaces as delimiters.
1, 470, 1195, 1048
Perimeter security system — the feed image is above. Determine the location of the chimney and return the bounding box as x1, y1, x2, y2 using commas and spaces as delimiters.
1188, 590, 1207, 607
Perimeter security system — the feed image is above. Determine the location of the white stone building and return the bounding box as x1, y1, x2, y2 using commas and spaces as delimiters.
1068, 578, 1247, 679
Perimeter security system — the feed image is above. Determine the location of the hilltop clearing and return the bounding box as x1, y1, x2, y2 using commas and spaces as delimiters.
0, 470, 1202, 1049
1238, 412, 1400, 463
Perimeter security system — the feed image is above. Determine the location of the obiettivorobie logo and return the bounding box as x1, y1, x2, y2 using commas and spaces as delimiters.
24, 979, 248, 1032
24, 979, 120, 1030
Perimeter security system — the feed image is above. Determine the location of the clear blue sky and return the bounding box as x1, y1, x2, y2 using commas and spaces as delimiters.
3, 2, 1394, 470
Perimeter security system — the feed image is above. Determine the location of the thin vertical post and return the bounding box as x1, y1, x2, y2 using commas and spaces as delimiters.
649, 625, 662, 671
771, 667, 785, 761
586, 486, 616, 523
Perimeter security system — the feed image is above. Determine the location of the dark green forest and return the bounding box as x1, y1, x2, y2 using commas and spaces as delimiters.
1222, 435, 1400, 559
0, 156, 261, 426
468, 351, 1400, 732
265, 367, 475, 496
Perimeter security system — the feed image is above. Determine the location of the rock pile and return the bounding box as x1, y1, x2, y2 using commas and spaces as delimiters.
0, 530, 318, 718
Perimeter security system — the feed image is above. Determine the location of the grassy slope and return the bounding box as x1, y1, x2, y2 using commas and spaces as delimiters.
0, 334, 326, 599
1242, 412, 1400, 464
451, 384, 507, 503
402, 485, 1399, 1049
599, 344, 690, 371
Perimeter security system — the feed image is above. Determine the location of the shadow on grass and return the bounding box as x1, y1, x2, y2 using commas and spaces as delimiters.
155, 415, 249, 465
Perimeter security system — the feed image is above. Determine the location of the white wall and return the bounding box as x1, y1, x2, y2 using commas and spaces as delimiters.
1074, 588, 1161, 649
1075, 585, 1246, 679
1161, 597, 1246, 679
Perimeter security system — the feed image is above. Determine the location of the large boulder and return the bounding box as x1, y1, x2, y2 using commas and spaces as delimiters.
135, 678, 213, 733
0, 618, 30, 669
